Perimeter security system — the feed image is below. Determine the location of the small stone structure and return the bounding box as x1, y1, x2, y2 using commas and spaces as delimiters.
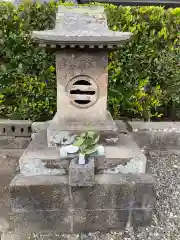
8, 6, 156, 236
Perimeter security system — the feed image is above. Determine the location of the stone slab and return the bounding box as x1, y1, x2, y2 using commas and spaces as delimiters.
19, 130, 146, 176
0, 120, 32, 137
10, 173, 156, 210
10, 174, 155, 233
69, 158, 95, 186
9, 173, 155, 233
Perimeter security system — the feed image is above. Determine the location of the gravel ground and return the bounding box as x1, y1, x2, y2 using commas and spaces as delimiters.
1, 151, 180, 240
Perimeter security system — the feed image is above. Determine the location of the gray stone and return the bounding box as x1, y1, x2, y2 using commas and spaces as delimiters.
9, 173, 155, 232
47, 111, 118, 147
10, 174, 70, 211
69, 157, 95, 186
71, 182, 133, 210
0, 120, 32, 137
1, 232, 24, 240
96, 133, 147, 173
129, 121, 180, 150
131, 209, 153, 227
73, 209, 129, 232
10, 210, 71, 233
53, 132, 76, 146
0, 149, 24, 158
32, 6, 132, 48
0, 136, 31, 149
19, 131, 69, 176
31, 121, 50, 133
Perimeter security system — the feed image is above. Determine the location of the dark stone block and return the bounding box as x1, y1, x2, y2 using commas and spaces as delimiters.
133, 182, 156, 209
73, 209, 129, 232
131, 209, 153, 227
10, 210, 71, 233
10, 175, 70, 211
69, 158, 95, 186
71, 182, 133, 209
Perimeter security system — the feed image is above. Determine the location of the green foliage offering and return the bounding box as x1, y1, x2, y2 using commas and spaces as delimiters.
73, 132, 100, 155
0, 1, 179, 120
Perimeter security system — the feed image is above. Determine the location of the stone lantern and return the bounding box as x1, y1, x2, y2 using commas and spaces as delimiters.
9, 5, 156, 235
32, 5, 132, 147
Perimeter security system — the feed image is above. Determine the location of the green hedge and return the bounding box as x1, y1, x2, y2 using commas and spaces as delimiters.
0, 1, 179, 121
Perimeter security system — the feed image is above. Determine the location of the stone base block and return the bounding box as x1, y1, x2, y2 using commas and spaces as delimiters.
47, 111, 124, 147
9, 173, 156, 233
19, 130, 146, 176
69, 157, 95, 186
19, 131, 69, 176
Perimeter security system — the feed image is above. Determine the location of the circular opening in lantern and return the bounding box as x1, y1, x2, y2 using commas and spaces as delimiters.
66, 75, 99, 108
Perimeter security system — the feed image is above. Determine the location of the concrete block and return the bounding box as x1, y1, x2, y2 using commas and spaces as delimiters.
69, 157, 95, 186
0, 136, 31, 149
0, 120, 32, 137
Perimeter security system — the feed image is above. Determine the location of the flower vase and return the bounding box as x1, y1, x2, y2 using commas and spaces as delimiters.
78, 153, 86, 165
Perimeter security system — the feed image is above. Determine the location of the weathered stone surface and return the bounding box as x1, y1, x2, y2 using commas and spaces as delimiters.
0, 155, 20, 235
131, 209, 153, 227
31, 121, 50, 133
9, 173, 155, 232
32, 6, 132, 47
96, 133, 147, 174
73, 209, 129, 232
71, 182, 133, 210
0, 136, 31, 149
0, 149, 24, 158
69, 158, 95, 186
0, 120, 32, 137
55, 51, 108, 122
10, 174, 70, 211
133, 182, 156, 209
1, 232, 72, 240
47, 111, 118, 147
10, 210, 71, 233
129, 121, 180, 150
19, 131, 69, 176
19, 130, 147, 175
